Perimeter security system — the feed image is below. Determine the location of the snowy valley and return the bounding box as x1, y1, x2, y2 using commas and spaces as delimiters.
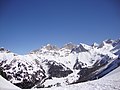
0, 39, 120, 90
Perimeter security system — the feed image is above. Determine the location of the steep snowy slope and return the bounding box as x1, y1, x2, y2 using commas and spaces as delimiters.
32, 66, 120, 90
0, 75, 20, 90
104, 65, 120, 76
1, 66, 120, 90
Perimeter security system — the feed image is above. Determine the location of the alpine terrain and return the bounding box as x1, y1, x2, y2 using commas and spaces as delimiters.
0, 39, 120, 90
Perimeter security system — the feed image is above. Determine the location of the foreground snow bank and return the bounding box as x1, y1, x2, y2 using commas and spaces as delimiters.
0, 75, 20, 90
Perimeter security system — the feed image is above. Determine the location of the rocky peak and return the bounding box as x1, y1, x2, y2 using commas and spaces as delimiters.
104, 39, 114, 44
43, 44, 59, 50
71, 43, 88, 53
91, 43, 99, 48
112, 39, 120, 47
0, 47, 10, 53
98, 41, 106, 48
103, 39, 120, 47
31, 44, 59, 53
62, 42, 76, 50
98, 39, 120, 49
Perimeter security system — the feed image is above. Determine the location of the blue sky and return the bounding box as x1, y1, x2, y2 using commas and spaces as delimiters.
0, 0, 120, 54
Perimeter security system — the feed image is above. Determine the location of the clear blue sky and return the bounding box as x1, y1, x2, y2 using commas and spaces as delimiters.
0, 0, 120, 54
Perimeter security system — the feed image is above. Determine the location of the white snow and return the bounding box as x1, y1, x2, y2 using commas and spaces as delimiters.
1, 67, 120, 90
0, 39, 120, 90
26, 66, 120, 90
0, 75, 20, 90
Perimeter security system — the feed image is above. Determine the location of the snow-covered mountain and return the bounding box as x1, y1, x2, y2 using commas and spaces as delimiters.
1, 65, 120, 90
0, 39, 120, 89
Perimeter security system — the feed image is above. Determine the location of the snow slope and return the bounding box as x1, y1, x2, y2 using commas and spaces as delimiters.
29, 66, 120, 90
0, 75, 20, 90
104, 65, 120, 77
1, 66, 120, 90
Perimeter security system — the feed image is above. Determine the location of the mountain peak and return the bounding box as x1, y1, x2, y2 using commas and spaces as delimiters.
43, 44, 59, 50
0, 39, 120, 89
104, 39, 114, 44
46, 44, 51, 46
71, 43, 88, 53
91, 42, 99, 47
0, 47, 10, 53
62, 42, 76, 50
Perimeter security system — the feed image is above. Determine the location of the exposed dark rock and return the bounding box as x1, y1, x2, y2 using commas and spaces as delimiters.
14, 79, 35, 89
43, 60, 73, 78
71, 44, 88, 53
0, 47, 10, 53
0, 47, 5, 51
0, 67, 7, 79
73, 58, 82, 70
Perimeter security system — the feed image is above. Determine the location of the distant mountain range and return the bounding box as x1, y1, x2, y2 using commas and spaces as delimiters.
0, 39, 120, 89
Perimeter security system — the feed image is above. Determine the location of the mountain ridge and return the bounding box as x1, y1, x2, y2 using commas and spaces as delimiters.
0, 39, 120, 89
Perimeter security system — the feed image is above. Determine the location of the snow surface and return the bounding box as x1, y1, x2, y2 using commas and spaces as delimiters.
27, 66, 120, 90
0, 75, 20, 90
1, 66, 120, 90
